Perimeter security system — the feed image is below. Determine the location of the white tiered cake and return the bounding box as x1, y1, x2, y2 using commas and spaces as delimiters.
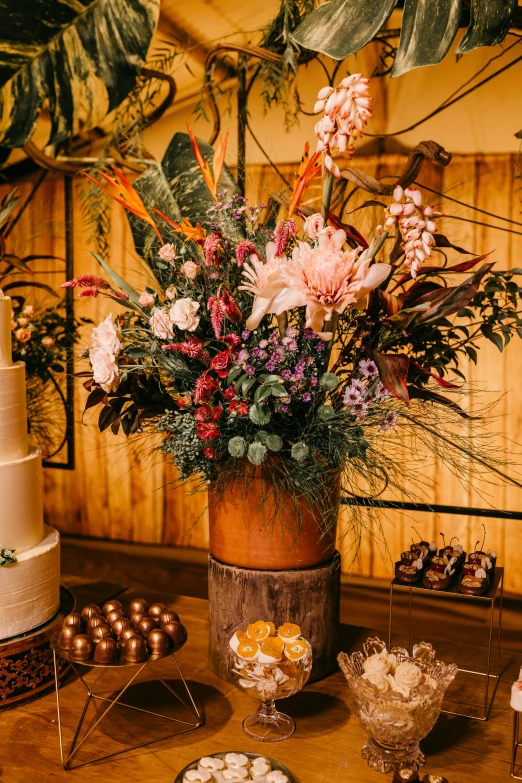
0, 291, 60, 639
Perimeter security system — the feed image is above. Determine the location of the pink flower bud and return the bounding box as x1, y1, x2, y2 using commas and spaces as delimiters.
426, 220, 437, 233
402, 203, 416, 216
393, 185, 404, 202
389, 203, 403, 216
317, 85, 333, 100
314, 99, 326, 114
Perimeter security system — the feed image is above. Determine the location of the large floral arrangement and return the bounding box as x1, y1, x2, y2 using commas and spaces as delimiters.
69, 74, 522, 542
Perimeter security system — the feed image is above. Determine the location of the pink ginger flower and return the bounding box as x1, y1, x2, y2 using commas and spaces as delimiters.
249, 230, 391, 339
163, 337, 210, 365
204, 233, 221, 267
239, 242, 287, 331
273, 219, 296, 258
235, 240, 257, 267
314, 74, 372, 177
385, 186, 442, 278
62, 274, 111, 290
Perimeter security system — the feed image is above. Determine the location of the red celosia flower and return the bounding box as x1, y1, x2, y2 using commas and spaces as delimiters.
235, 240, 257, 267
208, 295, 224, 339
163, 338, 210, 365
203, 446, 219, 459
78, 288, 99, 298
194, 372, 219, 403
176, 396, 191, 408
196, 421, 220, 440
113, 290, 129, 301
224, 385, 236, 401
273, 218, 296, 258
62, 274, 111, 290
204, 233, 221, 267
223, 334, 242, 351
210, 350, 232, 378
195, 403, 223, 422
220, 290, 242, 324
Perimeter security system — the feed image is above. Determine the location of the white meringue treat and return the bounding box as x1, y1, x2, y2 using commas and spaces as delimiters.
250, 756, 272, 782
222, 769, 249, 782
266, 772, 289, 783
224, 753, 249, 769
183, 770, 212, 783
199, 756, 226, 781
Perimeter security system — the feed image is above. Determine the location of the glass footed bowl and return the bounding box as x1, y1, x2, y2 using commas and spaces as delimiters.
228, 636, 312, 742
338, 637, 457, 774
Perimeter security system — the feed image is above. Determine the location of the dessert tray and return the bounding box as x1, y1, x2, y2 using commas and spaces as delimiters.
175, 752, 296, 783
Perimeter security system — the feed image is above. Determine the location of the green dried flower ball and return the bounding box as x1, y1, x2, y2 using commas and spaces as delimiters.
291, 442, 309, 462
249, 405, 271, 425
266, 434, 283, 452
256, 430, 269, 445
228, 436, 247, 458
319, 372, 339, 391
318, 405, 335, 421
248, 442, 268, 465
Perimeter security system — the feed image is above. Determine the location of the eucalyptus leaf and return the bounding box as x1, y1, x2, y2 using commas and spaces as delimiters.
292, 0, 397, 60
392, 0, 463, 77
457, 0, 516, 53
0, 0, 159, 148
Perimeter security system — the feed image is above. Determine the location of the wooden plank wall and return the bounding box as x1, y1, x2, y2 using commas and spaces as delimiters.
3, 153, 522, 591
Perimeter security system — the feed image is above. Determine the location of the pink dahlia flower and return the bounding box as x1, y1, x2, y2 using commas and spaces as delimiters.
248, 230, 391, 339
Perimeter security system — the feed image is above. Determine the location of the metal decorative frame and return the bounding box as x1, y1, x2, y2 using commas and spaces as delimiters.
52, 638, 202, 770
389, 567, 504, 722
512, 711, 522, 779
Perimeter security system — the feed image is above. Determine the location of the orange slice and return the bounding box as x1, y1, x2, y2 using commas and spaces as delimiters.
284, 639, 309, 661
247, 620, 271, 641
278, 622, 301, 642
229, 630, 249, 653
237, 639, 260, 661
267, 621, 276, 636
259, 637, 285, 663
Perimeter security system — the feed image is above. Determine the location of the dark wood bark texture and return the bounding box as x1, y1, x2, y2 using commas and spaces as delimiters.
208, 552, 341, 684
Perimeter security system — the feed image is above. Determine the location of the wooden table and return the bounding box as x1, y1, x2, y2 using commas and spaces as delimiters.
1, 583, 519, 783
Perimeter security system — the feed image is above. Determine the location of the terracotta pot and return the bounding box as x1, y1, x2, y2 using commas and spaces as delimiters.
208, 470, 339, 570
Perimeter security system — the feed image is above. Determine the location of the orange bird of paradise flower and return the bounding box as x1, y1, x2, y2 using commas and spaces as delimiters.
186, 125, 228, 202
152, 209, 206, 242
83, 166, 163, 243
287, 142, 322, 217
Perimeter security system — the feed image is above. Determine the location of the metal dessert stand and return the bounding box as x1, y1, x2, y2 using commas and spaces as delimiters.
512, 710, 522, 780
51, 632, 203, 769
389, 567, 504, 721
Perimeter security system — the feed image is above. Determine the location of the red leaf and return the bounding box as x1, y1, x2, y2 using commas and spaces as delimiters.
378, 290, 401, 316
367, 349, 410, 404
410, 361, 460, 389
325, 211, 369, 249
415, 263, 494, 325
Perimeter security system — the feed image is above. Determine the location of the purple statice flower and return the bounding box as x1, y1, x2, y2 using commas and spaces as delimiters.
352, 400, 369, 420
350, 379, 366, 395
242, 330, 251, 340
315, 341, 325, 352
259, 339, 268, 348
210, 221, 219, 230
290, 385, 299, 394
265, 361, 277, 372
251, 346, 261, 358
245, 365, 255, 377
258, 350, 268, 360
237, 349, 249, 365
359, 358, 379, 379
272, 346, 285, 363
343, 385, 363, 405
293, 369, 304, 382
269, 332, 280, 345
283, 338, 298, 352
374, 382, 389, 400
302, 392, 312, 402
309, 376, 318, 388
303, 328, 315, 341
286, 326, 299, 339
276, 403, 290, 414
281, 369, 292, 380
206, 267, 220, 280
380, 411, 398, 432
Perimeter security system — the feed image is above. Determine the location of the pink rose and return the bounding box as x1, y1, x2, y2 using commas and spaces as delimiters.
183, 260, 198, 280
165, 285, 177, 301
90, 349, 119, 392
304, 213, 325, 240
158, 243, 176, 262
15, 327, 31, 343
22, 305, 34, 315
41, 336, 54, 348
91, 314, 121, 355
150, 307, 174, 340
17, 317, 29, 326
139, 291, 155, 307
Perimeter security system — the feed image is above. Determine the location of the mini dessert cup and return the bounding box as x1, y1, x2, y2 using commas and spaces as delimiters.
228, 628, 312, 742
422, 556, 457, 591
395, 556, 424, 584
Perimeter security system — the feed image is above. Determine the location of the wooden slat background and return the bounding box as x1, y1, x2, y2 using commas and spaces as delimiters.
3, 153, 522, 591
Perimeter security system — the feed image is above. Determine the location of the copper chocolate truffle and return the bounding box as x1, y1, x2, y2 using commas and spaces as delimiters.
147, 628, 171, 655
102, 600, 124, 618
163, 621, 187, 646
94, 637, 119, 664
159, 610, 179, 627
69, 634, 94, 661
130, 611, 146, 628
63, 612, 83, 632
128, 598, 148, 615
58, 626, 78, 650
119, 627, 140, 648
148, 602, 167, 620
137, 617, 156, 637
106, 609, 124, 626
90, 624, 114, 643
123, 635, 148, 662
112, 617, 132, 638
86, 615, 108, 634
80, 603, 100, 621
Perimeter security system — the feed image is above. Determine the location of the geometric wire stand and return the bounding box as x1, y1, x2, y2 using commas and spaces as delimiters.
389, 567, 504, 722
52, 634, 202, 770
512, 710, 522, 780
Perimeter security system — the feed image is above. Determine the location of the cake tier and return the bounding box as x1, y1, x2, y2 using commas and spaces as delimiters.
0, 449, 43, 551
0, 526, 60, 640
0, 362, 29, 462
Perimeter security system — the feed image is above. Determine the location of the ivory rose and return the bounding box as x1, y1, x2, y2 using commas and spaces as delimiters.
139, 290, 155, 307
393, 662, 423, 691
41, 336, 55, 348
250, 229, 391, 338
91, 313, 121, 355
90, 349, 119, 392
183, 260, 198, 280
304, 213, 325, 240
170, 297, 200, 332
363, 652, 394, 677
150, 307, 174, 340
158, 243, 176, 262
15, 327, 31, 343
361, 673, 392, 694
165, 285, 177, 301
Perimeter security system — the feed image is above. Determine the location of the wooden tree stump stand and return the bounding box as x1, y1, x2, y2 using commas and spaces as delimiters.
208, 551, 341, 683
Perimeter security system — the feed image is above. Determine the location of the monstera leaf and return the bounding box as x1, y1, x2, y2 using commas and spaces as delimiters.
128, 132, 244, 265
293, 0, 518, 73
0, 0, 160, 148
